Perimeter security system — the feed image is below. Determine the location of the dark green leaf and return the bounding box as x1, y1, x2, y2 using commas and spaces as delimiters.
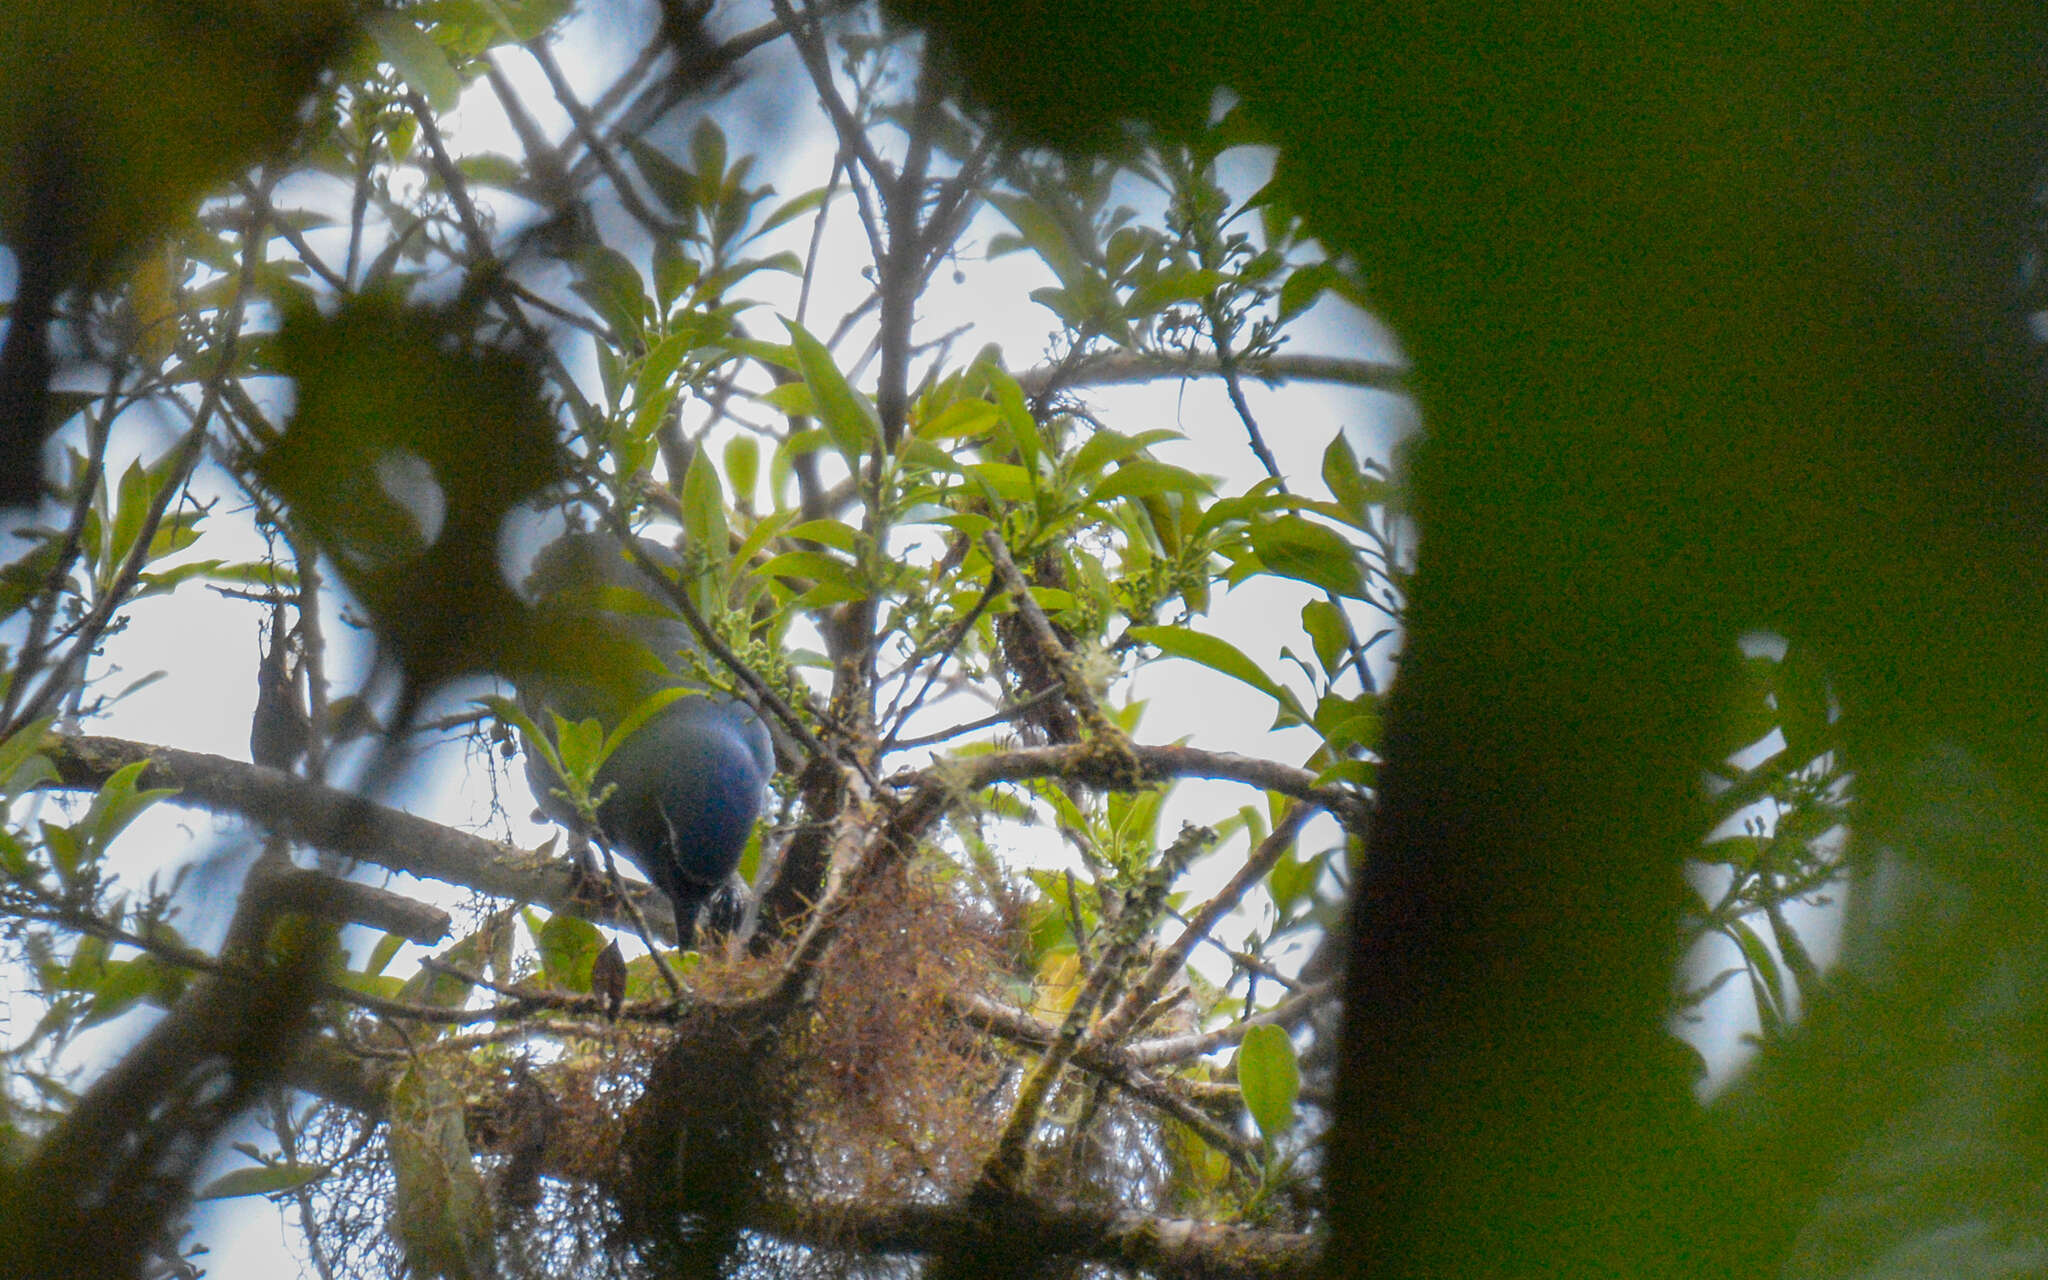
1126, 265, 1226, 315
987, 192, 1086, 289
1277, 261, 1339, 324
1301, 600, 1350, 676
533, 911, 603, 992
1321, 433, 1389, 524
1252, 516, 1368, 597
1128, 624, 1305, 720
626, 138, 698, 216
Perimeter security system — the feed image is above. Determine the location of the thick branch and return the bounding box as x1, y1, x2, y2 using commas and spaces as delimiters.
40, 734, 669, 934
270, 867, 451, 943
982, 529, 1122, 743
757, 1194, 1317, 1279
888, 743, 1369, 834
1017, 350, 1406, 399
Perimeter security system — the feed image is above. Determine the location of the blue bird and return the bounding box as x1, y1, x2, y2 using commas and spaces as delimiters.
519, 532, 774, 945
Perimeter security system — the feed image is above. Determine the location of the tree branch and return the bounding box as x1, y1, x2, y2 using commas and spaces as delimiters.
1091, 804, 1312, 1049
1125, 981, 1337, 1068
755, 1194, 1316, 1279
1017, 349, 1406, 399
886, 743, 1369, 835
39, 733, 674, 938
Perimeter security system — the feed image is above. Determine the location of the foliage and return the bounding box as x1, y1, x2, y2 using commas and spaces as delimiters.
0, 3, 1857, 1278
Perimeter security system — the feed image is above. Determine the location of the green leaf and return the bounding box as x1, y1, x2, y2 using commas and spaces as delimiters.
82, 955, 179, 1026
1301, 600, 1350, 676
494, 0, 575, 41
1697, 836, 1761, 870
1314, 759, 1377, 790
1267, 848, 1319, 914
478, 694, 554, 777
756, 186, 830, 237
690, 119, 728, 189
1726, 918, 1786, 1021
626, 137, 699, 215
757, 382, 817, 416
680, 447, 729, 571
389, 1064, 495, 1279
756, 550, 869, 604
966, 462, 1037, 503
915, 398, 1001, 442
551, 713, 608, 788
396, 927, 490, 1014
1070, 428, 1176, 481
783, 519, 863, 553
1236, 1023, 1300, 1141
103, 460, 153, 590
784, 319, 877, 469
574, 245, 648, 337
1126, 265, 1226, 315
1089, 458, 1215, 504
984, 362, 1041, 472
987, 192, 1087, 290
724, 436, 760, 507
602, 687, 695, 768
1251, 516, 1368, 597
634, 328, 700, 411
195, 1162, 330, 1201
1321, 434, 1390, 524
1277, 261, 1339, 324
532, 910, 603, 992
729, 508, 795, 569
364, 930, 409, 978
455, 152, 526, 192
85, 760, 179, 857
1128, 625, 1306, 722
652, 237, 698, 308
366, 11, 462, 111
40, 821, 83, 887
1313, 691, 1381, 754
0, 718, 55, 799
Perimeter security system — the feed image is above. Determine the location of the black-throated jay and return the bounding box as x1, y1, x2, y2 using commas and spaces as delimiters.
520, 532, 773, 945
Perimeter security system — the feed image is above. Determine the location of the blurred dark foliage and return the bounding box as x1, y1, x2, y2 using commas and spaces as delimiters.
891, 2, 2048, 1277
616, 1003, 794, 1278
0, 0, 362, 506
254, 292, 567, 698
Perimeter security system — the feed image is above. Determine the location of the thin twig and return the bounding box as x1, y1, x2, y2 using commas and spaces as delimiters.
884, 684, 1066, 752
979, 823, 1216, 1192
1090, 804, 1311, 1049
1124, 980, 1336, 1067
524, 36, 681, 238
